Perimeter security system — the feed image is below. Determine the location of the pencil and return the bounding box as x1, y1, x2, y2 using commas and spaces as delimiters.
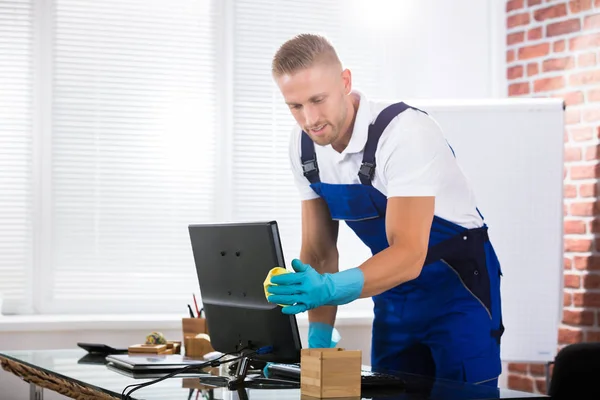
193, 294, 200, 318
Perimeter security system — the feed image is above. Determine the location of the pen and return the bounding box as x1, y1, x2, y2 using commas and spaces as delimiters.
193, 294, 200, 318
187, 304, 195, 318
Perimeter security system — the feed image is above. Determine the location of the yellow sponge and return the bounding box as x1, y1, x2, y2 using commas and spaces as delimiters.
264, 267, 289, 304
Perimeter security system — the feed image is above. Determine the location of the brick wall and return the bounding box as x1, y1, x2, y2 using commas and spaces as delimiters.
505, 0, 600, 395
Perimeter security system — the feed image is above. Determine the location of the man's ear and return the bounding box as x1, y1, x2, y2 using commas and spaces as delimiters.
341, 68, 352, 95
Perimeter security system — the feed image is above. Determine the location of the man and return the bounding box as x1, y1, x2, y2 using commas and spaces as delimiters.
265, 33, 504, 386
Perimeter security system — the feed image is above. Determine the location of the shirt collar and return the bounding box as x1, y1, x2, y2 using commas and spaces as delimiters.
340, 89, 372, 155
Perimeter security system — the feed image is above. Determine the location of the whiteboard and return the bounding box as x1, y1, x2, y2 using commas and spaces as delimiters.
336, 98, 564, 363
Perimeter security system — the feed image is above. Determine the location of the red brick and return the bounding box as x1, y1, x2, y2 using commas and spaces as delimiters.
534, 76, 565, 92
527, 62, 539, 76
565, 238, 592, 252
518, 43, 551, 60
564, 273, 582, 288
585, 145, 600, 161
509, 82, 530, 96
585, 330, 600, 342
529, 364, 545, 377
591, 219, 600, 234
564, 291, 572, 306
582, 273, 600, 289
565, 108, 581, 124
570, 126, 594, 141
570, 33, 600, 51
536, 378, 547, 394
554, 39, 566, 52
508, 363, 528, 373
578, 52, 597, 67
574, 255, 600, 270
573, 292, 600, 307
508, 374, 534, 392
559, 327, 584, 344
565, 184, 577, 198
543, 56, 576, 71
547, 18, 582, 37
508, 65, 524, 80
569, 164, 600, 179
508, 12, 531, 29
535, 4, 568, 21
580, 182, 598, 196
564, 309, 595, 325
570, 70, 600, 86
570, 0, 593, 12
508, 32, 526, 46
528, 0, 542, 5
565, 257, 573, 270
565, 147, 582, 162
565, 220, 586, 234
507, 0, 525, 12
507, 50, 516, 63
583, 108, 600, 122
584, 13, 600, 30
596, 0, 600, 8
570, 200, 598, 215
589, 89, 600, 102
528, 27, 543, 40
562, 91, 585, 106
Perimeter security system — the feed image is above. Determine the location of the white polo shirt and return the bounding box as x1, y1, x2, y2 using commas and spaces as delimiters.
288, 90, 484, 229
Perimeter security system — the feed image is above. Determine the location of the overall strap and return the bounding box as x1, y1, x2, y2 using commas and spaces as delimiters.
359, 102, 426, 185
300, 131, 320, 184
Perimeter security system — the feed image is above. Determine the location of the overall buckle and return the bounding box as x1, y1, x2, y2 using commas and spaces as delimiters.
359, 162, 376, 181
302, 159, 318, 177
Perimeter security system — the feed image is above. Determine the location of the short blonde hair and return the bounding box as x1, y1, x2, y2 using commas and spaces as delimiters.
271, 34, 341, 77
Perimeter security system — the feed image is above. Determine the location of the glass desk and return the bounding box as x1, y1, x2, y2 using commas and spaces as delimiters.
0, 349, 548, 400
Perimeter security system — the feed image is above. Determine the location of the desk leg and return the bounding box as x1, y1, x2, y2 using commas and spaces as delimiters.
30, 383, 43, 400
545, 362, 552, 393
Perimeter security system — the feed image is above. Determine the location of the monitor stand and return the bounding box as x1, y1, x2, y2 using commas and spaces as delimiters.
226, 349, 253, 390
197, 349, 299, 390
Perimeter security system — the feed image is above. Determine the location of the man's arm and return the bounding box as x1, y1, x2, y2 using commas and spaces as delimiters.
358, 196, 434, 297
299, 197, 339, 327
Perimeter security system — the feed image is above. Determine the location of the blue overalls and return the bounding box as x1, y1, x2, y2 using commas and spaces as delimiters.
300, 103, 504, 386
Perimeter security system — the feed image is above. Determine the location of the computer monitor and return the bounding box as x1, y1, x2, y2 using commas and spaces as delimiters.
187, 220, 302, 388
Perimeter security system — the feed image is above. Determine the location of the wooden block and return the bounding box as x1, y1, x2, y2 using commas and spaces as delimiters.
128, 344, 167, 354
182, 317, 209, 338
184, 334, 214, 359
300, 348, 361, 398
166, 341, 181, 354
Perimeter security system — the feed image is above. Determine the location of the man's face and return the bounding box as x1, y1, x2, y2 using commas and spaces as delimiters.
275, 64, 350, 147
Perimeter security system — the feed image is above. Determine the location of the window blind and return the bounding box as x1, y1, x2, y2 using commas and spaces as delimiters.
230, 0, 343, 270
230, 1, 393, 313
0, 0, 34, 315
44, 0, 219, 314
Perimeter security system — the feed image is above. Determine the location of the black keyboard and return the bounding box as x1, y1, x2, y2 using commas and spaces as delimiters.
265, 363, 406, 389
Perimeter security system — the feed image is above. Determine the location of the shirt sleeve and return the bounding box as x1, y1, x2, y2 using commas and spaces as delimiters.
288, 126, 320, 201
377, 110, 448, 198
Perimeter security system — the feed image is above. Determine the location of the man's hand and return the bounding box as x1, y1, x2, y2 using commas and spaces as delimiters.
266, 259, 364, 314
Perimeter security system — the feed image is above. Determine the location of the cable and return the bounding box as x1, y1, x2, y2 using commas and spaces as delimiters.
120, 346, 273, 400
121, 350, 239, 399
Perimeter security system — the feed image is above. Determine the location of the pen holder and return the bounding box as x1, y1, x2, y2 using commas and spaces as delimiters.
182, 317, 212, 358
300, 348, 361, 399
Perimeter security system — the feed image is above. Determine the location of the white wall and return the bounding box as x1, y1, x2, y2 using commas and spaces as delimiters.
0, 0, 508, 397
339, 0, 507, 99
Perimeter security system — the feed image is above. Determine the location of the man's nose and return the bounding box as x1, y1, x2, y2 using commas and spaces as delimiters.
303, 105, 319, 127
